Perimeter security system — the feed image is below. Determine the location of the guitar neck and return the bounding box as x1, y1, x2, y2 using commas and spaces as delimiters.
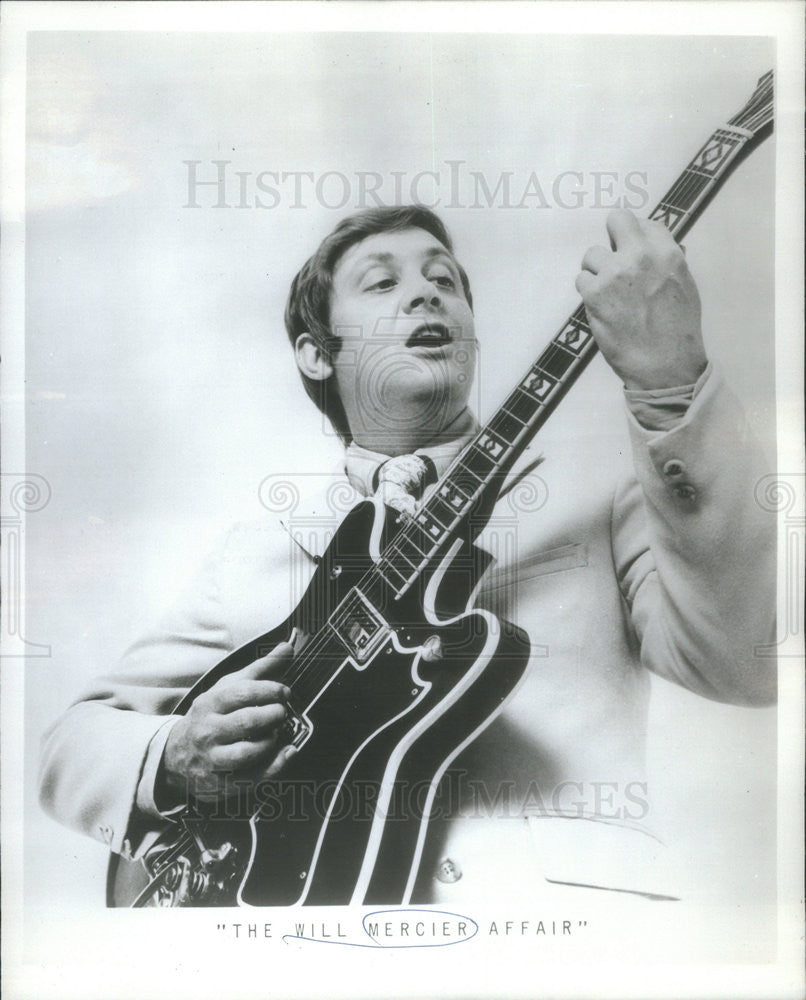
376, 71, 773, 600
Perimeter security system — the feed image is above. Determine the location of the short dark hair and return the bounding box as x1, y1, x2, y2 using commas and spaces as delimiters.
284, 205, 473, 445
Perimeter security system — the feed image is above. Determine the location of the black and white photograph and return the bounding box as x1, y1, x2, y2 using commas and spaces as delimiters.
2, 3, 803, 999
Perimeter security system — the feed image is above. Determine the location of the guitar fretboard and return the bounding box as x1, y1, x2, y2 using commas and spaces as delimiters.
370, 71, 773, 600
279, 70, 773, 712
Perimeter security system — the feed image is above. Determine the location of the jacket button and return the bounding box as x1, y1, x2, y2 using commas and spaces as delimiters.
663, 459, 686, 478
436, 857, 462, 883
673, 484, 697, 502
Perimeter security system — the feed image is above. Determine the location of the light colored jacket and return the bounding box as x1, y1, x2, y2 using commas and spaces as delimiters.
39, 366, 776, 900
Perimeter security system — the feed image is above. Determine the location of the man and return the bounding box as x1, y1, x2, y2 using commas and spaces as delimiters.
39, 205, 775, 904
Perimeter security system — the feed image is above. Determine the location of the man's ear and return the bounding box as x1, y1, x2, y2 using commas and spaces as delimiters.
295, 333, 333, 381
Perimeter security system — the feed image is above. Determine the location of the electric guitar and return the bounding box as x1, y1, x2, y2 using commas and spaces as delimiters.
108, 70, 774, 907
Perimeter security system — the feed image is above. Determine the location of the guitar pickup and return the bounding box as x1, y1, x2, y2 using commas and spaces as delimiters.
330, 588, 390, 664
282, 704, 311, 749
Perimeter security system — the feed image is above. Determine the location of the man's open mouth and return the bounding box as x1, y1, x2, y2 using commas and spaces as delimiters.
405, 322, 451, 348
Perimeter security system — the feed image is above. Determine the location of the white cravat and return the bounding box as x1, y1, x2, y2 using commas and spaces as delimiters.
344, 409, 480, 515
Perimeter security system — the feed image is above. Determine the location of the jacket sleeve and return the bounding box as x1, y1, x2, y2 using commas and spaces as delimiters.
611, 365, 777, 706
38, 517, 293, 859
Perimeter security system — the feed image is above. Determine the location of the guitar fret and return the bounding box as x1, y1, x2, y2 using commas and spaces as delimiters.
505, 386, 542, 424
398, 533, 428, 560
417, 504, 450, 533
453, 461, 485, 494
659, 169, 711, 210
443, 472, 483, 512
500, 404, 527, 427
379, 560, 409, 589
426, 495, 460, 529
520, 369, 556, 405
375, 568, 404, 594
400, 529, 429, 560
463, 444, 498, 480
555, 313, 592, 354
456, 459, 484, 483
388, 542, 419, 572
649, 129, 746, 235
683, 165, 717, 179
489, 409, 528, 444
405, 518, 438, 554
476, 426, 512, 457
415, 508, 447, 542
649, 203, 688, 229
536, 343, 577, 382
437, 479, 472, 510
655, 199, 690, 215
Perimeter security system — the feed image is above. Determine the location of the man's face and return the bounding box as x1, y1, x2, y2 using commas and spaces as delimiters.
328, 227, 477, 451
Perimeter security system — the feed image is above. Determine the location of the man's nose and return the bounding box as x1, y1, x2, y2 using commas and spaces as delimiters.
402, 278, 441, 314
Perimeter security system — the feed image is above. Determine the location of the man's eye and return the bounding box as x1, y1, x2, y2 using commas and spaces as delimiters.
367, 278, 396, 292
431, 273, 456, 289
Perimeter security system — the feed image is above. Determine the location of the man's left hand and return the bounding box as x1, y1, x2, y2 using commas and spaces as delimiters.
575, 208, 707, 390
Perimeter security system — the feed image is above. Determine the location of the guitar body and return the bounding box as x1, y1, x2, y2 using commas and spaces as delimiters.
108, 499, 530, 907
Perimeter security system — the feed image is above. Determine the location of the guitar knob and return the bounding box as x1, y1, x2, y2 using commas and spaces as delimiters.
420, 635, 443, 662
200, 842, 234, 870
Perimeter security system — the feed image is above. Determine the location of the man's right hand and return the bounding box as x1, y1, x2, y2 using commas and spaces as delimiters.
157, 641, 296, 806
